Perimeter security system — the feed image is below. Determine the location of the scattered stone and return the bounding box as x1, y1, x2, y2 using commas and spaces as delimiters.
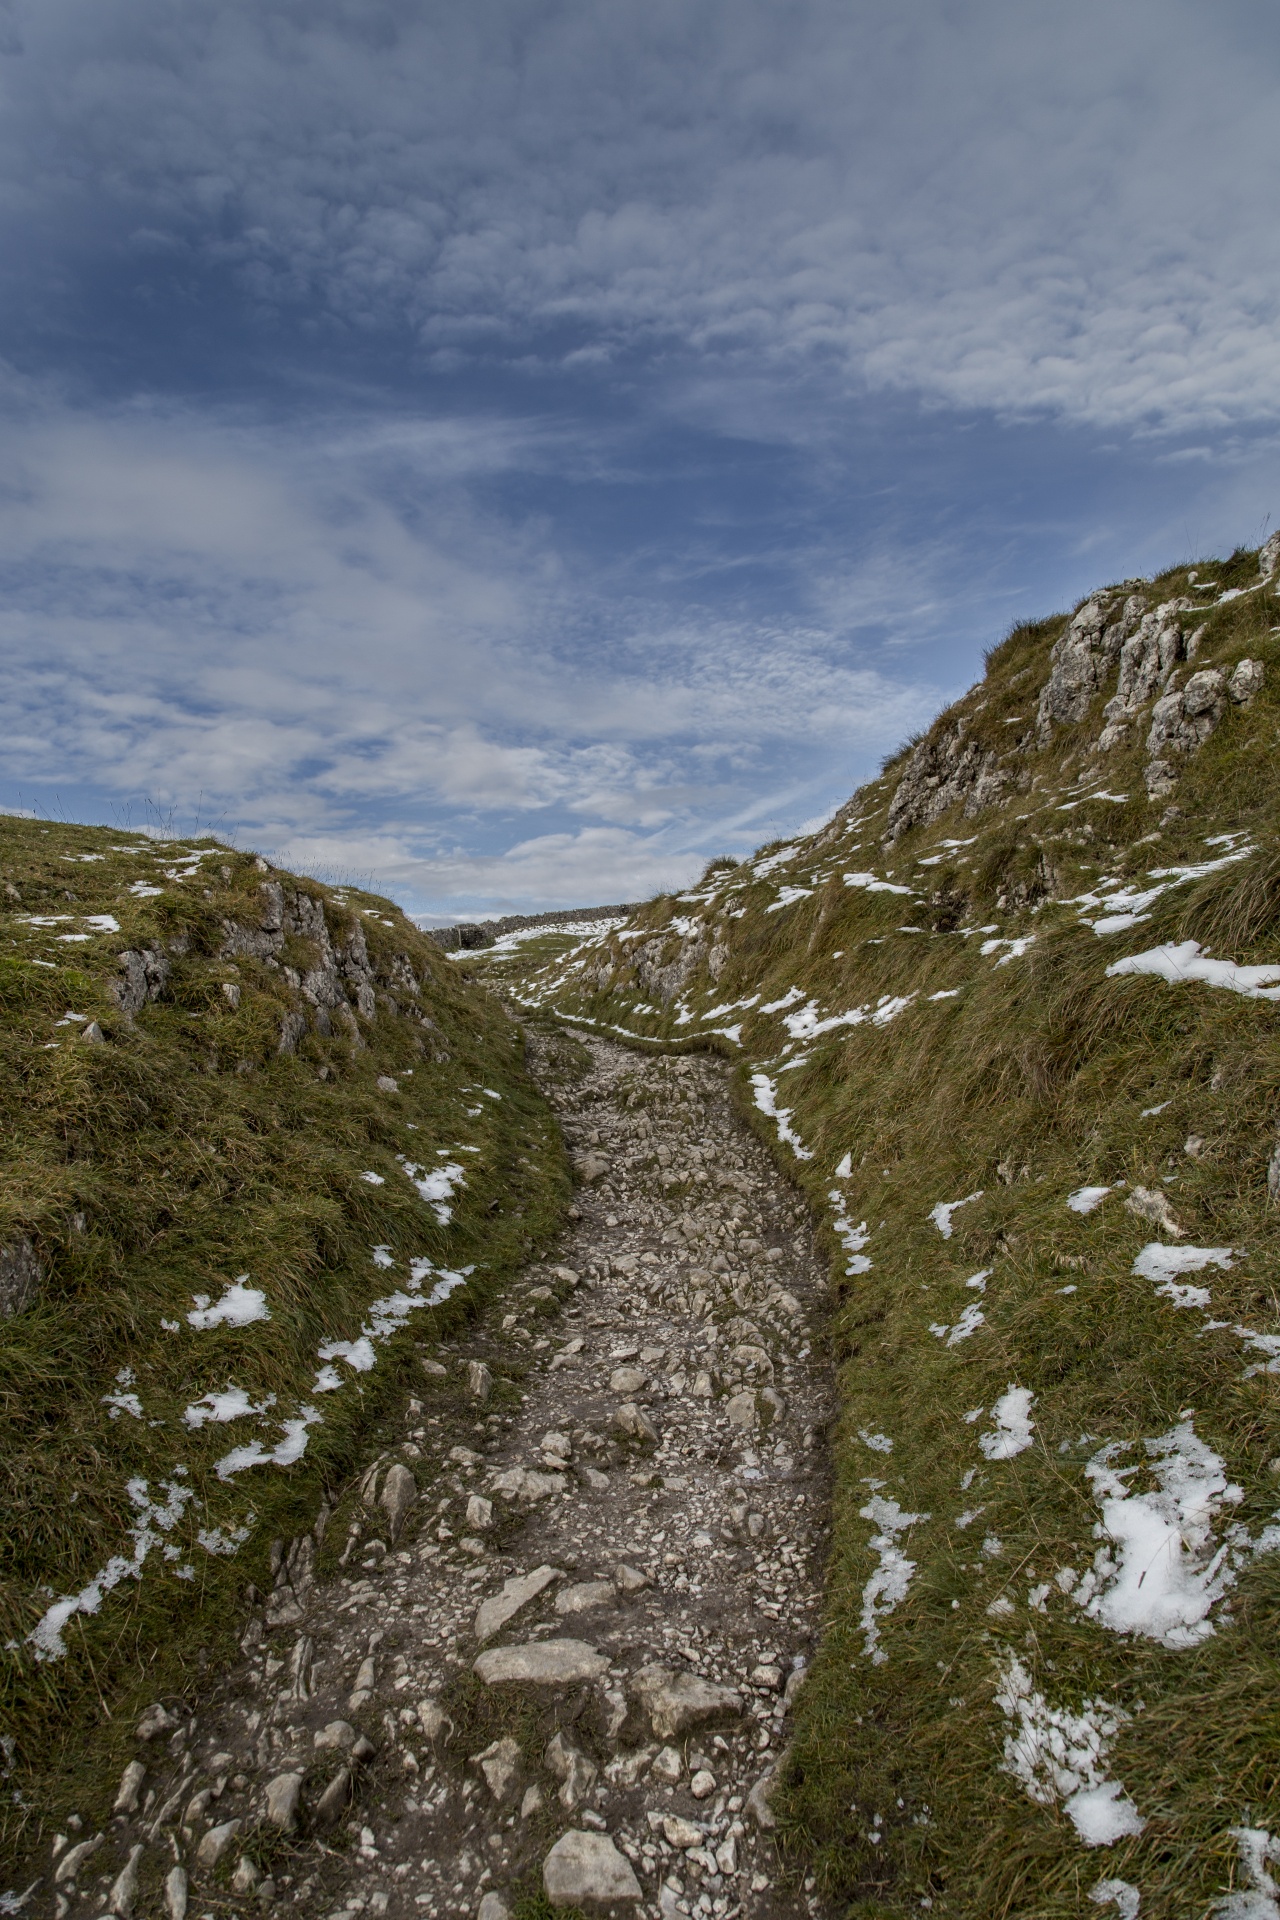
545, 1728, 599, 1809
417, 1700, 452, 1743
631, 1664, 742, 1739
164, 1865, 188, 1920
612, 1402, 660, 1443
542, 1829, 642, 1908
477, 1894, 512, 1920
232, 1856, 263, 1895
106, 1843, 144, 1918
474, 1564, 562, 1643
613, 1562, 649, 1593
135, 1703, 177, 1742
520, 1783, 545, 1819
690, 1768, 717, 1799
490, 1465, 566, 1501
54, 1834, 103, 1886
470, 1735, 523, 1801
379, 1461, 418, 1539
554, 1579, 616, 1616
573, 1154, 610, 1183
1125, 1186, 1184, 1237
662, 1815, 703, 1849
263, 1770, 304, 1831
195, 1818, 242, 1869
746, 1769, 778, 1830
314, 1767, 352, 1828
725, 1391, 758, 1430
650, 1745, 683, 1784
468, 1360, 493, 1401
113, 1760, 146, 1814
609, 1365, 647, 1394
315, 1718, 358, 1751
474, 1639, 610, 1687
467, 1492, 494, 1530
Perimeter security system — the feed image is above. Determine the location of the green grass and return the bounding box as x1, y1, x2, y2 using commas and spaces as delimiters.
485, 542, 1280, 1915
0, 817, 570, 1862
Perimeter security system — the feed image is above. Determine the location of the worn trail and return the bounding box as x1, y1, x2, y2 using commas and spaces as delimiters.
51, 1034, 834, 1920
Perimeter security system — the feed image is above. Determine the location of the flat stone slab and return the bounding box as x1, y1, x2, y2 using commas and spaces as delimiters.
630, 1663, 742, 1739
474, 1565, 561, 1644
543, 1829, 642, 1907
554, 1579, 616, 1616
474, 1638, 610, 1687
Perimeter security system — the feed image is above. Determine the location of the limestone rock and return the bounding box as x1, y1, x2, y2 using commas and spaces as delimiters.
650, 1745, 683, 1783
112, 946, 170, 1016
0, 1235, 40, 1318
315, 1718, 357, 1751
379, 1462, 418, 1540
468, 1360, 493, 1401
542, 1830, 642, 1908
746, 1769, 777, 1829
474, 1564, 562, 1643
725, 1390, 758, 1430
545, 1729, 598, 1809
54, 1834, 103, 1887
491, 1466, 566, 1502
884, 718, 1011, 845
612, 1402, 660, 1444
1145, 666, 1227, 792
574, 1153, 610, 1183
477, 1895, 512, 1920
136, 1702, 178, 1741
1124, 1186, 1184, 1237
106, 1840, 144, 1917
1229, 657, 1264, 705
662, 1815, 703, 1849
263, 1770, 304, 1831
114, 1759, 147, 1814
474, 1639, 610, 1687
630, 1664, 742, 1739
231, 1857, 263, 1895
613, 1562, 649, 1593
471, 1735, 523, 1801
164, 1866, 188, 1920
195, 1819, 241, 1868
466, 1493, 494, 1531
609, 1365, 647, 1394
313, 1767, 352, 1828
1260, 531, 1280, 578
555, 1579, 616, 1616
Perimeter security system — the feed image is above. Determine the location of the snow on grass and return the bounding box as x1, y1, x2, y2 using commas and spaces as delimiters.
102, 1367, 144, 1421
359, 1170, 386, 1185
993, 1651, 1144, 1847
844, 871, 913, 895
1068, 1185, 1112, 1213
1107, 940, 1280, 1002
182, 1387, 276, 1429
980, 935, 1036, 965
749, 1072, 813, 1159
979, 1387, 1036, 1459
828, 1192, 872, 1274
858, 1430, 893, 1453
1213, 1827, 1280, 1918
1132, 1243, 1234, 1310
186, 1278, 270, 1329
1069, 1421, 1244, 1648
857, 1494, 930, 1665
929, 1191, 983, 1238
766, 885, 815, 913
760, 986, 804, 1013
216, 1407, 323, 1481
400, 1157, 467, 1223
29, 1474, 196, 1660
930, 1303, 986, 1347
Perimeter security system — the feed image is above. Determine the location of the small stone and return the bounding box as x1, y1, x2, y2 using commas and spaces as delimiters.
612, 1402, 660, 1444
164, 1865, 188, 1920
263, 1770, 303, 1831
579, 1465, 611, 1491
421, 1357, 448, 1376
107, 1843, 144, 1917
543, 1829, 642, 1908
136, 1703, 177, 1742
466, 1493, 494, 1531
474, 1564, 562, 1644
661, 1815, 703, 1850
520, 1784, 545, 1819
418, 1700, 452, 1743
54, 1835, 103, 1886
314, 1766, 352, 1828
554, 1579, 616, 1616
195, 1818, 242, 1868
715, 1836, 738, 1876
613, 1562, 649, 1593
574, 1154, 610, 1184
605, 1746, 657, 1788
631, 1664, 742, 1739
471, 1735, 523, 1801
231, 1857, 263, 1895
113, 1759, 146, 1814
78, 1020, 105, 1045
490, 1466, 565, 1502
746, 1771, 777, 1830
689, 1769, 716, 1799
650, 1745, 683, 1784
609, 1366, 647, 1394
750, 1664, 783, 1691
315, 1719, 357, 1751
725, 1391, 758, 1430
477, 1895, 512, 1920
376, 1074, 399, 1092
545, 1729, 598, 1809
1124, 1186, 1183, 1237
468, 1360, 493, 1401
475, 1639, 610, 1687
379, 1462, 418, 1539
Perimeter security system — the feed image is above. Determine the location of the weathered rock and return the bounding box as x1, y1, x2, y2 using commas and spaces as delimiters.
542, 1830, 642, 1908
1260, 531, 1280, 579
491, 1466, 566, 1501
474, 1639, 610, 1687
1145, 666, 1227, 793
164, 1865, 188, 1920
195, 1819, 241, 1869
690, 1768, 717, 1799
477, 1895, 512, 1920
379, 1462, 418, 1540
662, 1815, 703, 1849
417, 1699, 452, 1743
474, 1564, 562, 1643
54, 1834, 103, 1887
1229, 657, 1265, 705
467, 1492, 494, 1530
470, 1735, 523, 1801
314, 1767, 352, 1828
0, 1235, 40, 1318
263, 1769, 304, 1831
613, 1562, 649, 1594
612, 1402, 659, 1444
231, 1856, 263, 1895
135, 1703, 178, 1741
315, 1718, 357, 1751
554, 1579, 616, 1616
650, 1745, 683, 1784
467, 1360, 493, 1401
885, 717, 1012, 845
574, 1152, 611, 1183
106, 1843, 144, 1917
630, 1664, 742, 1739
113, 1759, 146, 1814
545, 1728, 598, 1809
746, 1769, 778, 1830
725, 1390, 758, 1430
1125, 1186, 1184, 1237
112, 946, 171, 1016
608, 1365, 647, 1394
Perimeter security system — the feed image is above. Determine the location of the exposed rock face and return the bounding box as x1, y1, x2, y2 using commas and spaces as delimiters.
219, 879, 400, 1028
0, 1235, 41, 1317
630, 1664, 742, 1739
1095, 601, 1198, 752
1035, 594, 1147, 745
112, 946, 171, 1016
473, 1638, 611, 1687
884, 720, 1010, 845
632, 930, 706, 1003
1144, 667, 1229, 795
542, 1829, 642, 1908
1260, 531, 1280, 578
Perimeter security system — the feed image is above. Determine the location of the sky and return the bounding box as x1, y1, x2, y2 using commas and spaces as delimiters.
1, 0, 1278, 918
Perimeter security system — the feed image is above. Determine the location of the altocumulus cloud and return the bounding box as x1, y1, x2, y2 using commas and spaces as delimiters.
0, 0, 1278, 909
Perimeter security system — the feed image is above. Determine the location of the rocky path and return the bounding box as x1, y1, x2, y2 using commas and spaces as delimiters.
45, 1035, 834, 1920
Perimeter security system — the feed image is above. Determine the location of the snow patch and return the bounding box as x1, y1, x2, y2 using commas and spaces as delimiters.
187, 1278, 270, 1330
1107, 940, 1280, 1002
857, 1496, 929, 1665
980, 1388, 1036, 1460
929, 1191, 983, 1238
1068, 1186, 1112, 1214
993, 1652, 1144, 1848
1132, 1243, 1234, 1311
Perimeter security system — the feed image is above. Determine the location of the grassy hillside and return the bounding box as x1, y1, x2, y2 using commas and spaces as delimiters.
482, 535, 1280, 1916
0, 818, 567, 1851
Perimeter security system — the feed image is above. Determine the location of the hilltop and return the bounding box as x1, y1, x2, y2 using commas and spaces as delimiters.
472, 531, 1280, 1916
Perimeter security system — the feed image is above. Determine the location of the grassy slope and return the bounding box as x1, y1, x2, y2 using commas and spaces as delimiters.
0, 819, 568, 1859
484, 546, 1280, 1916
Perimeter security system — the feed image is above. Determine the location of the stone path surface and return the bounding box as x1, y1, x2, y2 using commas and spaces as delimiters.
48, 1035, 834, 1920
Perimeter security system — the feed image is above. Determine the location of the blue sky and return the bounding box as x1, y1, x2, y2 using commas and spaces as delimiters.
1, 0, 1278, 917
